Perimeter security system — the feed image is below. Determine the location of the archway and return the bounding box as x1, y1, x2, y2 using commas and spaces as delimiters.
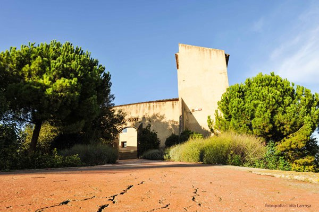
118, 127, 138, 159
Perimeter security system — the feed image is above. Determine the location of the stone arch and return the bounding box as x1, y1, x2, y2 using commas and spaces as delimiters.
118, 126, 139, 159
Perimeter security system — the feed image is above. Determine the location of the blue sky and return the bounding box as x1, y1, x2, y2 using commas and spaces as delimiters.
1, 0, 319, 106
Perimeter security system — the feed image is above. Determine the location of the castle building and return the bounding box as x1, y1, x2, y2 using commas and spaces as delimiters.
114, 44, 229, 159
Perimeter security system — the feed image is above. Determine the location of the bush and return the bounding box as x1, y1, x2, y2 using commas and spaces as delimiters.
138, 124, 160, 156
165, 133, 179, 147
167, 132, 266, 166
0, 124, 21, 170
60, 144, 118, 165
142, 149, 163, 160
18, 149, 82, 169
1, 148, 82, 171
253, 142, 291, 171
180, 130, 203, 143
165, 130, 203, 148
291, 156, 316, 172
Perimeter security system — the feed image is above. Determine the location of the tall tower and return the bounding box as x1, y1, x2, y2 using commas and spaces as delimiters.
175, 44, 229, 136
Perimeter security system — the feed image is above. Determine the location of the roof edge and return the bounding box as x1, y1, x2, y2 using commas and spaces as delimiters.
114, 98, 179, 107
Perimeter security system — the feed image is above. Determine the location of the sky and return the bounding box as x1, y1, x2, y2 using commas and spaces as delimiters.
0, 0, 319, 106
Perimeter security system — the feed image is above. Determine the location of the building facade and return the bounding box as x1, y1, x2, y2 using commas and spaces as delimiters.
114, 44, 229, 158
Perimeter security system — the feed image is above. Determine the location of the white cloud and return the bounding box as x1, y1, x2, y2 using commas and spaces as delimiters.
272, 27, 319, 84
260, 4, 319, 86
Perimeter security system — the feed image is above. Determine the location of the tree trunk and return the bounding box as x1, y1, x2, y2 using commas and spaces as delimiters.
30, 120, 43, 152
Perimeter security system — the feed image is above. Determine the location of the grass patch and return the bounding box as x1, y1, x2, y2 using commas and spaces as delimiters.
166, 132, 266, 166
141, 149, 164, 160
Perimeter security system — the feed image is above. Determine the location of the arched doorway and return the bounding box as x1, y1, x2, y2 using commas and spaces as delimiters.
118, 127, 138, 159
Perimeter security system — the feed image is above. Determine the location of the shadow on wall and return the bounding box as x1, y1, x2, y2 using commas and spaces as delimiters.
117, 112, 211, 148
128, 114, 179, 146
182, 100, 211, 137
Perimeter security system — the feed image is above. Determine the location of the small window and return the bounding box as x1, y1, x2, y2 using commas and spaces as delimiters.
122, 128, 128, 133
121, 141, 127, 148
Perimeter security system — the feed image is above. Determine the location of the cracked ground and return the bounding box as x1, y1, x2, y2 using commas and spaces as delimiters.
1, 160, 319, 212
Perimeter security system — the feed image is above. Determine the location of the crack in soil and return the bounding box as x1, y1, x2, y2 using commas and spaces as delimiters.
97, 204, 109, 212
35, 199, 71, 212
145, 203, 170, 212
34, 181, 143, 212
35, 196, 96, 211
108, 184, 134, 203
191, 186, 201, 207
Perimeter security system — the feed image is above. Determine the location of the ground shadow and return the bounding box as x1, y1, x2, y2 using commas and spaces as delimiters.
0, 160, 218, 176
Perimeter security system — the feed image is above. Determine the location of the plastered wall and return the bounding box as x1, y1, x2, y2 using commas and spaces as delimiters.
176, 44, 229, 136
114, 99, 180, 147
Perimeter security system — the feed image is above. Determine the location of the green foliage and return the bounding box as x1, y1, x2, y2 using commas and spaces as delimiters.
291, 156, 317, 172
51, 132, 85, 150
165, 130, 203, 148
0, 40, 114, 151
141, 149, 164, 160
172, 139, 204, 163
0, 91, 7, 118
137, 124, 160, 156
207, 115, 214, 134
17, 149, 82, 169
60, 144, 118, 165
253, 142, 291, 171
0, 123, 82, 170
0, 124, 20, 170
167, 132, 266, 165
23, 122, 59, 153
214, 72, 319, 168
165, 133, 179, 147
179, 130, 191, 143
0, 148, 81, 171
83, 108, 126, 145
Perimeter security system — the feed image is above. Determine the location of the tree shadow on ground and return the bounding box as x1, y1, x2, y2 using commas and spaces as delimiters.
0, 160, 218, 175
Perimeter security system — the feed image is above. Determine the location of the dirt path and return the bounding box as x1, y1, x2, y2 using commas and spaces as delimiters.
1, 160, 319, 212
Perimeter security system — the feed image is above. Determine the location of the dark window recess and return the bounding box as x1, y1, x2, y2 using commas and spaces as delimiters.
121, 141, 127, 148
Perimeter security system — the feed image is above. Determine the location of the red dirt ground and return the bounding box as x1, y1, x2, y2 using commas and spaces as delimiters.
1, 159, 319, 212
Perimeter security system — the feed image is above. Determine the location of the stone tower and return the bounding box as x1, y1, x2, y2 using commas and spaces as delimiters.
175, 44, 229, 136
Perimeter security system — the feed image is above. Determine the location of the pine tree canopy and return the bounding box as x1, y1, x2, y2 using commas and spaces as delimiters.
0, 40, 113, 151
213, 72, 319, 163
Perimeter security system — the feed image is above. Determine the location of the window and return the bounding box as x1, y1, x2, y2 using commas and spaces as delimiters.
122, 128, 128, 133
121, 141, 127, 148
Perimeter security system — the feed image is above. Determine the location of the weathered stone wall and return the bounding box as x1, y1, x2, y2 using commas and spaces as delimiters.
114, 98, 180, 147
176, 44, 229, 136
113, 44, 229, 154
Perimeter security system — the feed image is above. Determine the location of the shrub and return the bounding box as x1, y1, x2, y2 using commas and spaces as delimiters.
167, 132, 266, 166
291, 156, 316, 172
0, 124, 21, 170
60, 144, 118, 165
142, 149, 163, 160
179, 130, 203, 143
201, 138, 230, 164
178, 139, 205, 162
165, 133, 179, 147
0, 123, 82, 171
253, 142, 291, 171
1, 148, 82, 171
137, 124, 160, 156
165, 130, 203, 148
18, 149, 82, 169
